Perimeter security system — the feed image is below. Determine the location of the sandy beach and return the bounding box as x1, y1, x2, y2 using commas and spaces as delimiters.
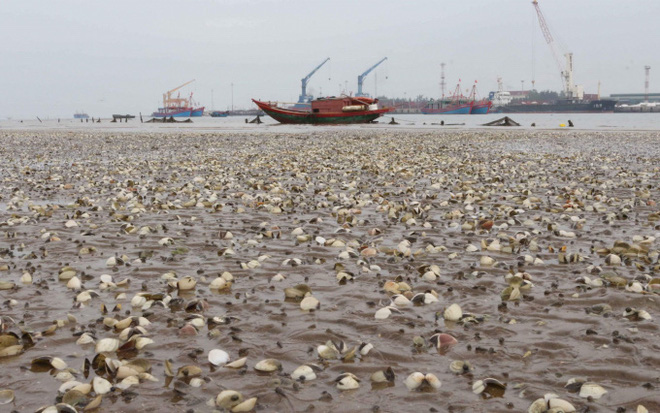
0, 128, 658, 413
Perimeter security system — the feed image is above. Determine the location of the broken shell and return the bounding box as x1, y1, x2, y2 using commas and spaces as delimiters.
0, 389, 15, 405
472, 378, 506, 398
254, 358, 281, 373
449, 360, 473, 374
317, 343, 339, 360
443, 303, 463, 322
578, 382, 607, 399
335, 372, 360, 390
232, 397, 257, 412
177, 276, 197, 290
32, 356, 67, 370
291, 365, 317, 382
358, 342, 373, 356
370, 367, 395, 383
300, 295, 320, 311
208, 349, 230, 366
284, 284, 311, 299
216, 390, 243, 409
209, 277, 229, 290
92, 376, 113, 395
225, 357, 247, 369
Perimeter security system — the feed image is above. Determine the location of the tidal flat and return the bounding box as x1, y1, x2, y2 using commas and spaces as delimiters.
0, 129, 658, 412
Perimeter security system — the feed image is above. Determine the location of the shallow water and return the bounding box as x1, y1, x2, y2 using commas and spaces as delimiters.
0, 129, 658, 413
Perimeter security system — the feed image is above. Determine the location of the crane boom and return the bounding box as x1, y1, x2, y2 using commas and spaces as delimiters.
357, 57, 387, 97
532, 1, 565, 89
163, 79, 196, 108
298, 58, 330, 104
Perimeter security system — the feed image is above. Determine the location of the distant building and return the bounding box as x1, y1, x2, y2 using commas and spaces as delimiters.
609, 93, 660, 104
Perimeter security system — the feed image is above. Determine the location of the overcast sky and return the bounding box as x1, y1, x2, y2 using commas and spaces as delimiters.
1, 0, 658, 118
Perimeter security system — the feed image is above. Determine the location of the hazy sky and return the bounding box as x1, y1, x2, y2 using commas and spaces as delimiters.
2, 0, 658, 118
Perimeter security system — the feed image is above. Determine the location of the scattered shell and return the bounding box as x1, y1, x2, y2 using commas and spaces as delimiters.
335, 373, 360, 390
216, 390, 243, 409
254, 358, 281, 373
578, 382, 607, 399
370, 367, 395, 384
209, 349, 230, 366
232, 397, 257, 412
300, 295, 320, 311
92, 376, 113, 395
291, 365, 317, 382
443, 303, 463, 322
0, 389, 15, 405
225, 357, 247, 369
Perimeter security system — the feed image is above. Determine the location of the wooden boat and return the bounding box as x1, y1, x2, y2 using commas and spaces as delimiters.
252, 96, 393, 124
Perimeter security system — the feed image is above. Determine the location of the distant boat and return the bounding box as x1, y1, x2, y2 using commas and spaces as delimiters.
421, 82, 471, 114
152, 107, 192, 118
74, 112, 89, 119
469, 100, 492, 114
210, 111, 230, 117
421, 101, 471, 114
253, 96, 393, 124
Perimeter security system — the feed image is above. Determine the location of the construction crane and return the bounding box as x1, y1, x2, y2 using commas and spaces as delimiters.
357, 57, 387, 97
163, 79, 196, 108
532, 0, 583, 99
298, 58, 331, 104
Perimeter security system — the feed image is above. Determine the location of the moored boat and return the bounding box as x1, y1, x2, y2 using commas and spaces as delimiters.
190, 107, 205, 117
421, 102, 471, 115
210, 110, 230, 117
470, 100, 492, 114
252, 96, 393, 124
151, 107, 192, 118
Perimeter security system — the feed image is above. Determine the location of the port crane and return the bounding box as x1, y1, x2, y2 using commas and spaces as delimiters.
356, 57, 387, 97
532, 0, 583, 99
163, 79, 196, 108
298, 58, 331, 104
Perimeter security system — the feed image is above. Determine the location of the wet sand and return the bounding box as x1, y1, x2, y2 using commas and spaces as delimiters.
0, 128, 658, 413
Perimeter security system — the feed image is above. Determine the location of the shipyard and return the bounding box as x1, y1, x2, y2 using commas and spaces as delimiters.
1, 1, 659, 413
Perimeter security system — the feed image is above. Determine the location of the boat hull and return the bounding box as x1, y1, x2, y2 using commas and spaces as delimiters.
152, 108, 191, 118
253, 99, 392, 124
191, 107, 205, 117
210, 111, 229, 117
470, 102, 492, 114
421, 104, 471, 115
498, 100, 616, 113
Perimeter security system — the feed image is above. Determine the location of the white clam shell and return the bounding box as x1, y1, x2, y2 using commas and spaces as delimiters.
216, 390, 243, 409
443, 303, 463, 322
254, 358, 281, 373
404, 372, 425, 390
579, 382, 607, 399
300, 296, 320, 311
291, 365, 316, 382
208, 349, 230, 366
95, 338, 120, 353
231, 397, 257, 412
92, 376, 113, 395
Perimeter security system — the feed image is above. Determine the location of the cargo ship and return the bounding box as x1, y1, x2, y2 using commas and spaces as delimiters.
495, 99, 616, 113
253, 96, 392, 124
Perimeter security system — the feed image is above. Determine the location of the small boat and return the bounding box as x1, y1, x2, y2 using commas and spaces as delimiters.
252, 96, 393, 124
210, 110, 230, 117
74, 112, 89, 119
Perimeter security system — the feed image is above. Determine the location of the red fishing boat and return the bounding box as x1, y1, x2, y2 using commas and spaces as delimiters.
252, 96, 393, 124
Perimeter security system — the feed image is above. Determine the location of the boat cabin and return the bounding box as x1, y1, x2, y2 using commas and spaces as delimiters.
311, 96, 377, 113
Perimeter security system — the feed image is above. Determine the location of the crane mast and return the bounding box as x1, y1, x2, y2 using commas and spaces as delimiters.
163, 79, 196, 108
298, 58, 331, 104
531, 0, 582, 99
357, 57, 387, 97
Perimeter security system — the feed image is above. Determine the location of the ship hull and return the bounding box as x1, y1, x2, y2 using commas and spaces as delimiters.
190, 107, 205, 117
421, 104, 471, 115
470, 102, 492, 114
210, 111, 229, 117
152, 108, 191, 118
498, 100, 616, 113
253, 99, 392, 125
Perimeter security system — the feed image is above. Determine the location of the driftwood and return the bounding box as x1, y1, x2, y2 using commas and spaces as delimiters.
482, 116, 520, 127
